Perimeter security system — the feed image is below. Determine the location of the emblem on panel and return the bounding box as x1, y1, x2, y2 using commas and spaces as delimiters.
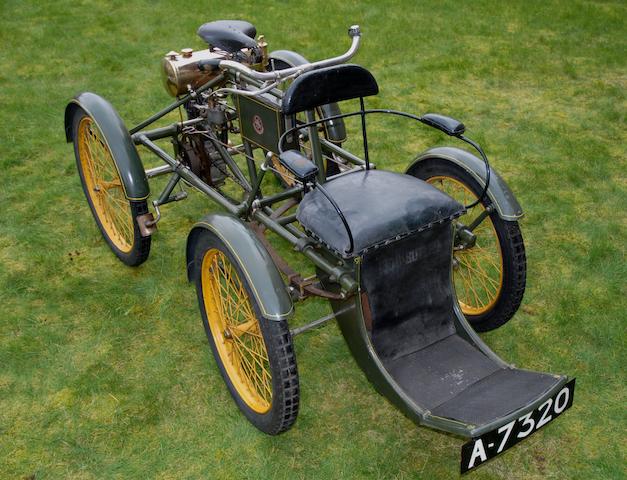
252, 115, 264, 135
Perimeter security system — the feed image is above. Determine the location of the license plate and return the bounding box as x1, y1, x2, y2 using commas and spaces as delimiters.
461, 378, 575, 473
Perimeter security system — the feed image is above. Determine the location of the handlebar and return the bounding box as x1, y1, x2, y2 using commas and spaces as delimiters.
217, 25, 362, 82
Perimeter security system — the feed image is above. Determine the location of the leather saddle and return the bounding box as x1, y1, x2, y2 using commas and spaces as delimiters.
197, 20, 257, 52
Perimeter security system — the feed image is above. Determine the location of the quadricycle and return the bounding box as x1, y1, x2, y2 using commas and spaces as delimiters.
64, 21, 575, 472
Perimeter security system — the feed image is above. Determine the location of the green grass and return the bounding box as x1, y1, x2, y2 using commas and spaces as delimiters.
1, 0, 625, 478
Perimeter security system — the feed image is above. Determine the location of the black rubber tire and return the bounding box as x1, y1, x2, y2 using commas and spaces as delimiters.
192, 230, 299, 435
408, 157, 526, 332
72, 109, 151, 267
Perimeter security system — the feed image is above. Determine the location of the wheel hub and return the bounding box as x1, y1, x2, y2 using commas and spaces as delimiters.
455, 223, 477, 250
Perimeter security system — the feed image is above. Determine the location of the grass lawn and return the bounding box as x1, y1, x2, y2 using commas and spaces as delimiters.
1, 0, 625, 478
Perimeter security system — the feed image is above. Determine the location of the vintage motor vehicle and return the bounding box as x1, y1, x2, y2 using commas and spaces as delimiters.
64, 21, 575, 472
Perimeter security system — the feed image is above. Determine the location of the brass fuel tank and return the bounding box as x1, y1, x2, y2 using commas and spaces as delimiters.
161, 48, 226, 97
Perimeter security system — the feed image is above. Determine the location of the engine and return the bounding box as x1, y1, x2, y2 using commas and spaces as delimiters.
161, 36, 268, 188
177, 132, 228, 187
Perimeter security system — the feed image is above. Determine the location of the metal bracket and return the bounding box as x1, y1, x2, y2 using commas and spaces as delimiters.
137, 212, 157, 237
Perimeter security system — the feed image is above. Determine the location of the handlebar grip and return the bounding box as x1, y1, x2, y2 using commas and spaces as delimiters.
348, 25, 361, 37
420, 113, 466, 137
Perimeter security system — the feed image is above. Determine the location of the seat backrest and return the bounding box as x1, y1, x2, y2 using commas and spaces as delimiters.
281, 64, 379, 115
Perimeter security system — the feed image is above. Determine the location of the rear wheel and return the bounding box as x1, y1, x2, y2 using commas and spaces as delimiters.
193, 231, 299, 434
409, 158, 526, 331
72, 110, 150, 266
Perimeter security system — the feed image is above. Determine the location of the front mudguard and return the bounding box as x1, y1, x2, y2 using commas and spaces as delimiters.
406, 147, 523, 221
269, 49, 347, 143
64, 92, 150, 201
186, 213, 294, 321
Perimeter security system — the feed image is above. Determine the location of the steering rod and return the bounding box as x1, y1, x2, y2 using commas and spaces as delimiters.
216, 25, 362, 81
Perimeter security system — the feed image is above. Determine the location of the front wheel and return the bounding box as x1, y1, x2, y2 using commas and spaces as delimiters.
408, 158, 526, 332
192, 230, 299, 434
72, 110, 151, 266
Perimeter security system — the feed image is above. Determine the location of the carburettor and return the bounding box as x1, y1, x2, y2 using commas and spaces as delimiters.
161, 48, 226, 97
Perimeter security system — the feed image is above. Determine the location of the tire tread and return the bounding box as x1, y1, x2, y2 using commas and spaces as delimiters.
193, 232, 300, 435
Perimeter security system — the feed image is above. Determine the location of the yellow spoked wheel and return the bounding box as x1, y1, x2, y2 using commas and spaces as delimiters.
410, 158, 526, 332
72, 111, 150, 266
427, 176, 503, 316
77, 116, 134, 251
194, 233, 299, 434
202, 248, 272, 413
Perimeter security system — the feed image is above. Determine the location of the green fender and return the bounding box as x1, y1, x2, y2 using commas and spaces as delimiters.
269, 49, 347, 143
186, 213, 294, 321
406, 147, 524, 221
64, 92, 150, 200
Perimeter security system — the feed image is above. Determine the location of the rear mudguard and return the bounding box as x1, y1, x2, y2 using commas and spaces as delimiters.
269, 49, 347, 143
64, 92, 150, 200
186, 213, 294, 321
406, 147, 523, 221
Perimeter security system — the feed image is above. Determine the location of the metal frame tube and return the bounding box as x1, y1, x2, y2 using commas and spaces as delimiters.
255, 185, 304, 208
290, 304, 355, 336
320, 138, 366, 166
253, 210, 299, 243
243, 163, 268, 213
277, 213, 297, 225
244, 141, 258, 187
251, 209, 356, 293
145, 164, 173, 178
135, 134, 243, 216
260, 207, 306, 239
306, 110, 326, 183
133, 118, 204, 142
155, 172, 182, 205
359, 97, 370, 170
204, 134, 252, 191
129, 74, 226, 134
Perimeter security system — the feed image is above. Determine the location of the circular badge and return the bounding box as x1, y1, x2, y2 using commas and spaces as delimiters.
252, 115, 264, 135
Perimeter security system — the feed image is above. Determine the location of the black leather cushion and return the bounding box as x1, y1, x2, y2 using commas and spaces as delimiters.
296, 170, 464, 257
278, 150, 319, 182
197, 20, 257, 52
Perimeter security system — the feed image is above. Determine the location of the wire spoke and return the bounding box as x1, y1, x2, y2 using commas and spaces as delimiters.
201, 249, 273, 412
430, 175, 504, 314
77, 117, 134, 252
